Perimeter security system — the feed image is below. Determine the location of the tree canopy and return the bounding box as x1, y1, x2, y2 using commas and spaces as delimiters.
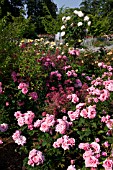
80, 0, 113, 34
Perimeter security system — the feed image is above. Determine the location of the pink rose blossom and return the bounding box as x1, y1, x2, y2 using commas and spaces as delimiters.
68, 109, 80, 121
95, 138, 100, 143
53, 142, 60, 148
12, 130, 21, 140
87, 105, 96, 119
28, 149, 44, 166
85, 156, 99, 167
76, 103, 86, 109
0, 123, 8, 132
29, 149, 37, 159
103, 141, 109, 148
90, 142, 100, 153
66, 71, 72, 77
53, 135, 75, 150
67, 138, 75, 146
62, 141, 70, 150
28, 124, 34, 130
45, 114, 55, 127
98, 89, 110, 102
21, 87, 28, 94
40, 122, 50, 132
29, 92, 38, 101
18, 82, 29, 89
78, 143, 90, 151
15, 135, 26, 146
102, 152, 107, 157
75, 79, 82, 88
80, 109, 88, 118
67, 165, 76, 170
106, 119, 113, 129
71, 94, 79, 103
34, 119, 42, 128
70, 160, 75, 165
12, 130, 26, 146
83, 150, 93, 160
102, 159, 113, 170
14, 111, 22, 119
101, 115, 110, 123
5, 102, 9, 106
17, 117, 25, 127
28, 159, 35, 167
0, 139, 3, 144
55, 120, 67, 134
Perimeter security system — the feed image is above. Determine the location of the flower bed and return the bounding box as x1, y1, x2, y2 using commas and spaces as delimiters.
1, 9, 113, 170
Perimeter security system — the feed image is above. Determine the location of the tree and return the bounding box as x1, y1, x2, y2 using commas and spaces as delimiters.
79, 0, 92, 14
80, 0, 113, 34
0, 0, 25, 19
26, 0, 57, 34
80, 0, 102, 15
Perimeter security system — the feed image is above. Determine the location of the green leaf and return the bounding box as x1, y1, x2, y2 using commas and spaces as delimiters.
106, 137, 113, 144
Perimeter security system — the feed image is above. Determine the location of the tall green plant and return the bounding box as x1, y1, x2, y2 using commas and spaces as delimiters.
0, 14, 36, 76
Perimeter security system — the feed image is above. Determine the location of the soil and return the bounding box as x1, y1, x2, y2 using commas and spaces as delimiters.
0, 137, 26, 170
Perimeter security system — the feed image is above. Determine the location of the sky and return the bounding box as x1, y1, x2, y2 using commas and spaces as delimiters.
53, 0, 83, 10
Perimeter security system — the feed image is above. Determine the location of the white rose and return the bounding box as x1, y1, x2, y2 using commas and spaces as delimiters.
66, 16, 71, 21
88, 21, 91, 26
77, 22, 83, 27
61, 31, 65, 37
84, 16, 89, 21
62, 16, 66, 22
77, 11, 84, 17
73, 10, 79, 15
61, 25, 65, 30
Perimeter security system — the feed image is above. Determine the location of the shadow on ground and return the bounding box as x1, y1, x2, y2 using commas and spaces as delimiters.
0, 137, 26, 170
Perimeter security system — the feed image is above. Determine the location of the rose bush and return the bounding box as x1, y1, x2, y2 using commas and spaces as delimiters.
60, 9, 91, 48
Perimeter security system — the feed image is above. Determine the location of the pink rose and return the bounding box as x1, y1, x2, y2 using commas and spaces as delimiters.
103, 141, 109, 148
83, 150, 93, 160
102, 159, 113, 170
32, 155, 40, 164
85, 156, 99, 167
0, 139, 3, 144
0, 123, 8, 132
66, 71, 72, 77
29, 149, 37, 159
62, 142, 70, 150
71, 94, 79, 103
80, 109, 88, 118
40, 122, 50, 132
90, 142, 100, 153
87, 105, 96, 119
106, 119, 113, 129
67, 165, 76, 170
102, 152, 107, 157
34, 119, 42, 128
29, 92, 38, 101
14, 111, 22, 119
45, 114, 55, 127
18, 82, 29, 89
17, 117, 25, 127
28, 159, 34, 167
79, 143, 90, 151
21, 87, 28, 94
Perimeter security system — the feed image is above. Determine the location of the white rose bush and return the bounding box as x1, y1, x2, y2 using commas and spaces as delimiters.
61, 9, 91, 48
